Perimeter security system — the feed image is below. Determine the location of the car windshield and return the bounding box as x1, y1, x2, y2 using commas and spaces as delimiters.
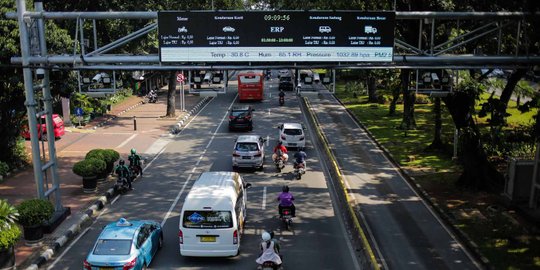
284, 128, 302, 136
182, 211, 233, 229
93, 239, 132, 255
239, 75, 261, 83
235, 142, 259, 152
231, 110, 249, 117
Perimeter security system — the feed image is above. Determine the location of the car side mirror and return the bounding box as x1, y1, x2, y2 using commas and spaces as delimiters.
245, 183, 252, 189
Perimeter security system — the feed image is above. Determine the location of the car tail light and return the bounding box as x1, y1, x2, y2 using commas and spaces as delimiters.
123, 257, 137, 270
254, 151, 262, 157
179, 230, 184, 244
229, 115, 236, 120
83, 260, 91, 270
245, 115, 251, 120
281, 135, 286, 140
233, 230, 238, 244
299, 136, 305, 141
233, 151, 241, 157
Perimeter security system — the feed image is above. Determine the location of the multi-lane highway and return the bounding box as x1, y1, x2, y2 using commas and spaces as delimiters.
45, 72, 360, 270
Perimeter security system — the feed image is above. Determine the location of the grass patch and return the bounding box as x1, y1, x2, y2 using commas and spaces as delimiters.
335, 85, 540, 269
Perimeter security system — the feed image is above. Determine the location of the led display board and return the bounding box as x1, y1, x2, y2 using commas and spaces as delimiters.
158, 11, 395, 62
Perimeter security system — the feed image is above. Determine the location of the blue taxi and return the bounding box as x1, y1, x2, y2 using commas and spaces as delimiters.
83, 218, 163, 270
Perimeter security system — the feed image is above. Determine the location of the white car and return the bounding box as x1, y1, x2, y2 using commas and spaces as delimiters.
223, 26, 235, 32
232, 135, 266, 170
278, 123, 305, 149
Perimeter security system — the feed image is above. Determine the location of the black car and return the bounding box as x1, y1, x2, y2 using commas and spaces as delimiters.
229, 106, 254, 131
279, 76, 295, 91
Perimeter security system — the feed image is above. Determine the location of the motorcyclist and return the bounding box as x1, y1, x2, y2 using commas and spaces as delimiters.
278, 89, 285, 104
114, 159, 132, 190
128, 148, 143, 176
293, 150, 307, 169
148, 88, 157, 102
255, 231, 282, 269
277, 185, 295, 217
272, 141, 288, 163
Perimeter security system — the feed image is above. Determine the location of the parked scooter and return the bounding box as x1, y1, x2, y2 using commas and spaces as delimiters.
293, 162, 305, 180
280, 207, 293, 230
147, 92, 157, 103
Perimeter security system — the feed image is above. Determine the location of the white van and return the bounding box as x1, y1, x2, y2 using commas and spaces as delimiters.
179, 171, 251, 257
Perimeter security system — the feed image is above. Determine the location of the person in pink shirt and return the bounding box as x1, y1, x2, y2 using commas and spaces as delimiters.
277, 185, 295, 217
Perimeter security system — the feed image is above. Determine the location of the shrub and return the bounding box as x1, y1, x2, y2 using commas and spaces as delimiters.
85, 149, 105, 161
102, 149, 120, 164
16, 199, 54, 227
0, 200, 20, 249
0, 224, 21, 249
72, 158, 106, 178
0, 161, 8, 176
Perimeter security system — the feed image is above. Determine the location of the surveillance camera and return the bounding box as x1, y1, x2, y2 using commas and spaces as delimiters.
92, 73, 103, 83
36, 68, 45, 79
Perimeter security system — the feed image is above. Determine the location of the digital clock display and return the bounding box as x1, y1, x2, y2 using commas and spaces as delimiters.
263, 14, 291, 21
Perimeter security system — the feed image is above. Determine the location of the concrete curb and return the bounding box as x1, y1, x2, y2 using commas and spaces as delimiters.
170, 97, 212, 134
94, 100, 144, 128
24, 187, 117, 269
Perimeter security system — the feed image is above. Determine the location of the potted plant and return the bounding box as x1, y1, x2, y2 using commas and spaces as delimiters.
85, 149, 108, 181
0, 200, 21, 269
73, 158, 106, 193
16, 199, 53, 244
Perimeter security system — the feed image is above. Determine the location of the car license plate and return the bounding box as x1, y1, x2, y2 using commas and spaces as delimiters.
99, 268, 114, 270
289, 143, 296, 146
242, 156, 251, 159
200, 236, 216, 242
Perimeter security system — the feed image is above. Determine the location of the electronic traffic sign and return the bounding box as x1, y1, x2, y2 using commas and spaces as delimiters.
158, 11, 395, 63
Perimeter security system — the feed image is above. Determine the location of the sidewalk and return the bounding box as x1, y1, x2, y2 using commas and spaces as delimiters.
0, 89, 204, 269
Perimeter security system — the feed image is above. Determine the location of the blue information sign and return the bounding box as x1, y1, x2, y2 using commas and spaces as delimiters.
75, 107, 84, 116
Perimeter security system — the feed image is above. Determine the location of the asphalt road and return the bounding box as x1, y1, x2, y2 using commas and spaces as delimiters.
45, 72, 360, 270
306, 83, 481, 269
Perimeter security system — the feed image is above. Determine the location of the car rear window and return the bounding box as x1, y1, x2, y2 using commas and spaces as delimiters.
93, 239, 132, 255
284, 128, 302, 135
239, 75, 261, 83
235, 142, 259, 152
182, 211, 233, 229
280, 77, 292, 82
231, 110, 249, 117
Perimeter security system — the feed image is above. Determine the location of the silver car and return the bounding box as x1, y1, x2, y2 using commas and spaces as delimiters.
232, 135, 266, 170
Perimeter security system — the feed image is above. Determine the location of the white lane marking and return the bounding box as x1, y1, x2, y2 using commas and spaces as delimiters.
116, 134, 137, 148
266, 135, 270, 147
110, 195, 120, 205
144, 138, 170, 157
268, 108, 271, 116
143, 147, 166, 173
46, 227, 91, 270
161, 174, 193, 227
262, 187, 267, 210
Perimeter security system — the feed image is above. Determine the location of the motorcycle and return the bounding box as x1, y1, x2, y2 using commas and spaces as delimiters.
115, 176, 130, 194
280, 207, 293, 231
274, 152, 285, 172
293, 162, 305, 180
146, 92, 157, 103
129, 164, 141, 181
278, 96, 284, 106
261, 261, 280, 270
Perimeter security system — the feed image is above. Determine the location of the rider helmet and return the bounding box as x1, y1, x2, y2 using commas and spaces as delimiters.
131, 148, 137, 155
262, 232, 271, 241
119, 159, 125, 165
277, 141, 282, 146
282, 185, 289, 193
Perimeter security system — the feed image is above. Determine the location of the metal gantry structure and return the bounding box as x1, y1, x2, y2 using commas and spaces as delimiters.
7, 0, 540, 210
